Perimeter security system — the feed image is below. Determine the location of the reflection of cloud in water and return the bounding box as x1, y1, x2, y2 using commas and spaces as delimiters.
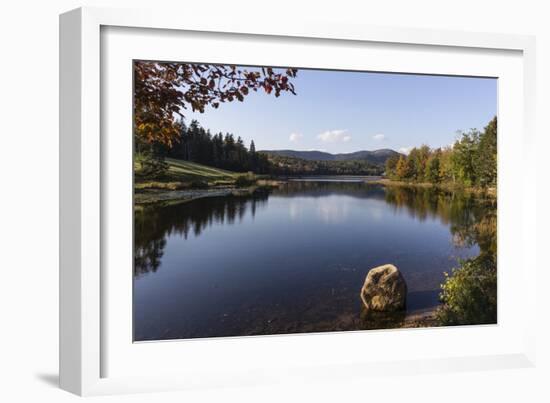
368, 205, 384, 221
287, 197, 351, 223
288, 201, 300, 220
289, 196, 384, 224
317, 196, 351, 224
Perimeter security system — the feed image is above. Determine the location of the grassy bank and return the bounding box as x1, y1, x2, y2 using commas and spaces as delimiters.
135, 158, 281, 205
134, 186, 270, 207
135, 158, 240, 188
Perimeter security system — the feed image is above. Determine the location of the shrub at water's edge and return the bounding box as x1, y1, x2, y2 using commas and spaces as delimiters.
437, 255, 497, 326
383, 119, 499, 328
436, 188, 497, 326
235, 173, 257, 188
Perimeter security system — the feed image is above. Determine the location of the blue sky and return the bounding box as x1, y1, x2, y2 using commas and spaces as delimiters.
185, 67, 497, 154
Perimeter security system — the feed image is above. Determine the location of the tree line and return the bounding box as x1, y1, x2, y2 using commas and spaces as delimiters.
168, 120, 272, 173
384, 117, 497, 188
136, 119, 385, 177
135, 119, 271, 175
266, 154, 383, 176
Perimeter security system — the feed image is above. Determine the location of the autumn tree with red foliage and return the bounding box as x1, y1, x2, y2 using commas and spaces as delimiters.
134, 61, 298, 146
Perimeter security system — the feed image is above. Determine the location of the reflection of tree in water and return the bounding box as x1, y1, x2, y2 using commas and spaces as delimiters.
382, 185, 496, 261
274, 181, 496, 260
134, 238, 166, 276
134, 193, 268, 277
135, 183, 496, 278
381, 185, 497, 326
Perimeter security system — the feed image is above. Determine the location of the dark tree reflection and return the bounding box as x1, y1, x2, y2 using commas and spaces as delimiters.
382, 185, 496, 262
134, 183, 496, 277
134, 193, 269, 277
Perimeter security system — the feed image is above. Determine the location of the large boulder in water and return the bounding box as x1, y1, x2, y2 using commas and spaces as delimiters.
360, 264, 407, 312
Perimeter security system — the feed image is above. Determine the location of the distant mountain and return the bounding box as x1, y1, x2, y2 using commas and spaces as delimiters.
260, 149, 402, 166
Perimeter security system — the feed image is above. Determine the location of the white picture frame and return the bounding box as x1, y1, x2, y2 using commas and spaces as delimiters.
60, 6, 537, 396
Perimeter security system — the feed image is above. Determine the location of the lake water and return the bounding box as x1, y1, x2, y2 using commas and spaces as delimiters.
134, 181, 495, 341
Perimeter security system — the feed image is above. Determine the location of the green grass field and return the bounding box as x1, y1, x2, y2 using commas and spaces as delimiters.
163, 158, 238, 182
134, 158, 244, 189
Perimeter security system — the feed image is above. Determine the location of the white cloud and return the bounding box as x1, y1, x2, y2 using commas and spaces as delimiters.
289, 132, 303, 143
372, 133, 386, 141
399, 146, 413, 155
317, 129, 351, 143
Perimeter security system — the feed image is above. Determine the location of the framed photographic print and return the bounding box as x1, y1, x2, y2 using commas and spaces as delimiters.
132, 62, 498, 341
60, 7, 537, 396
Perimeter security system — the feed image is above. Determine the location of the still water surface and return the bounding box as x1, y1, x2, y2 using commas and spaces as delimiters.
134, 181, 492, 341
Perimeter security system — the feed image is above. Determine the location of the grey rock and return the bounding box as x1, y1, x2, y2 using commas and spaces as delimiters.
360, 264, 407, 312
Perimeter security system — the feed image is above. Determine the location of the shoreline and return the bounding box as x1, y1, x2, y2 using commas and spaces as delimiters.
402, 307, 439, 328
367, 178, 497, 197
134, 184, 277, 207
135, 175, 496, 206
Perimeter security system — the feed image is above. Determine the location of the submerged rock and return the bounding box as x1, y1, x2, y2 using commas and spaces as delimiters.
360, 264, 407, 312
